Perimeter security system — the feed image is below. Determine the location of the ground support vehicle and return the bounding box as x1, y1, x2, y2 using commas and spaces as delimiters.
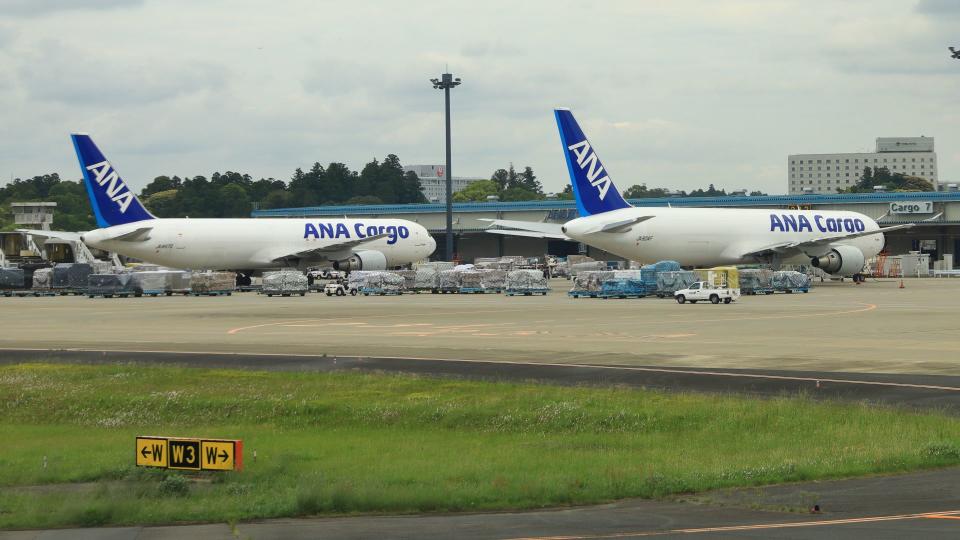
323, 283, 357, 296
674, 281, 740, 304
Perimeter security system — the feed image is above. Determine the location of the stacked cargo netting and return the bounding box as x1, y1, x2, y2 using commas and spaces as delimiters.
739, 269, 774, 295
655, 270, 698, 297
357, 271, 405, 295
569, 270, 615, 297
129, 270, 192, 296
411, 266, 441, 292
505, 269, 549, 296
261, 270, 309, 296
31, 268, 53, 291
479, 268, 506, 292
599, 276, 647, 298
391, 270, 418, 291
459, 270, 484, 292
346, 270, 374, 292
454, 268, 502, 293
51, 263, 94, 295
437, 269, 462, 293
190, 272, 235, 295
0, 267, 26, 294
771, 270, 810, 293
87, 273, 137, 298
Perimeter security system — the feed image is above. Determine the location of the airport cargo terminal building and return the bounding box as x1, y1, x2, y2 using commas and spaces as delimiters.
253, 192, 960, 268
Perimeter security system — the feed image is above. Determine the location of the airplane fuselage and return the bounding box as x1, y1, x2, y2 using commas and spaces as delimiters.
562, 207, 884, 266
81, 218, 435, 270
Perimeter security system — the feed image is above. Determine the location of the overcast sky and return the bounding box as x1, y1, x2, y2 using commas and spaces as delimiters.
1, 0, 957, 197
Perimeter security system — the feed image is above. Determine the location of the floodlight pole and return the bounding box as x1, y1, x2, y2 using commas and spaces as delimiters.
431, 72, 461, 261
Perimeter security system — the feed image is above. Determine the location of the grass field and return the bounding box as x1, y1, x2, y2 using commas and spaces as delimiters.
2, 362, 960, 529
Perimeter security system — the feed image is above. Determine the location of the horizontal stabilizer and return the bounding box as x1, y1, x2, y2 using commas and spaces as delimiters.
582, 215, 654, 234
109, 227, 153, 242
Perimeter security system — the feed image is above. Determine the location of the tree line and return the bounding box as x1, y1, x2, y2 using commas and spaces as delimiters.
838, 166, 935, 193
0, 154, 429, 230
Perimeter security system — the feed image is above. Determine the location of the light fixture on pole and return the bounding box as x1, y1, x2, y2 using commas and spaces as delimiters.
430, 72, 461, 261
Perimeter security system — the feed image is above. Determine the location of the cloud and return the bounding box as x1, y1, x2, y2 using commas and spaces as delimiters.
0, 0, 144, 17
17, 40, 228, 106
915, 0, 960, 16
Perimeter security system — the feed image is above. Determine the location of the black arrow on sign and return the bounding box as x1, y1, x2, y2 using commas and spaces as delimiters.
141, 446, 151, 458
218, 449, 229, 462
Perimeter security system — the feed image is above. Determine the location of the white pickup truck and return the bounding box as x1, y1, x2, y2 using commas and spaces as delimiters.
674, 281, 740, 304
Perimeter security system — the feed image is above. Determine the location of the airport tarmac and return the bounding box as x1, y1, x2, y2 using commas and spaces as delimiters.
0, 278, 956, 375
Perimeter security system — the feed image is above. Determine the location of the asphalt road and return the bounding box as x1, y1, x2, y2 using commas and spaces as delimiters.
4, 468, 960, 539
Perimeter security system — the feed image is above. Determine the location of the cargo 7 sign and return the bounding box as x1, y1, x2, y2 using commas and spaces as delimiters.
890, 201, 933, 214
135, 436, 243, 471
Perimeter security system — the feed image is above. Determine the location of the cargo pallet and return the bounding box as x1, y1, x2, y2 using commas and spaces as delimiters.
2, 289, 56, 297
567, 290, 598, 298
237, 285, 262, 293
742, 289, 774, 295
54, 289, 86, 296
505, 289, 549, 296
599, 293, 648, 299
190, 290, 234, 296
88, 292, 136, 298
139, 289, 191, 297
260, 290, 308, 297
774, 288, 809, 294
360, 288, 403, 296
459, 287, 502, 294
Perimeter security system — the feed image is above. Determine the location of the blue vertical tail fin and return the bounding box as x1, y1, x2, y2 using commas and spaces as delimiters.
555, 108, 631, 216
71, 133, 155, 228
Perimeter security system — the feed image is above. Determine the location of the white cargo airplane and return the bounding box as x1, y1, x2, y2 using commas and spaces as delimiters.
485, 109, 915, 276
22, 134, 435, 271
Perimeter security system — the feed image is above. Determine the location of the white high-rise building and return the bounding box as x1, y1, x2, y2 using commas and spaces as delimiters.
404, 164, 484, 202
788, 137, 937, 195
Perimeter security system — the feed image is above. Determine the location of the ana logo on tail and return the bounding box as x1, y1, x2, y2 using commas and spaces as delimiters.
85, 160, 135, 213
566, 140, 611, 200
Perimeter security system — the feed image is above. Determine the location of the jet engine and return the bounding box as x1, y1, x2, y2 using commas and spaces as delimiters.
809, 245, 866, 275
333, 250, 387, 272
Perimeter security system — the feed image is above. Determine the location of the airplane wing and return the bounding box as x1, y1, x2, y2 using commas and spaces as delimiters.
739, 223, 916, 259
271, 233, 390, 263
479, 219, 566, 235
480, 218, 571, 240
16, 229, 85, 243
485, 229, 569, 240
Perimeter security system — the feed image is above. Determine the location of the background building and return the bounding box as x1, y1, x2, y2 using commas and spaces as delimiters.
403, 164, 484, 202
788, 137, 937, 195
